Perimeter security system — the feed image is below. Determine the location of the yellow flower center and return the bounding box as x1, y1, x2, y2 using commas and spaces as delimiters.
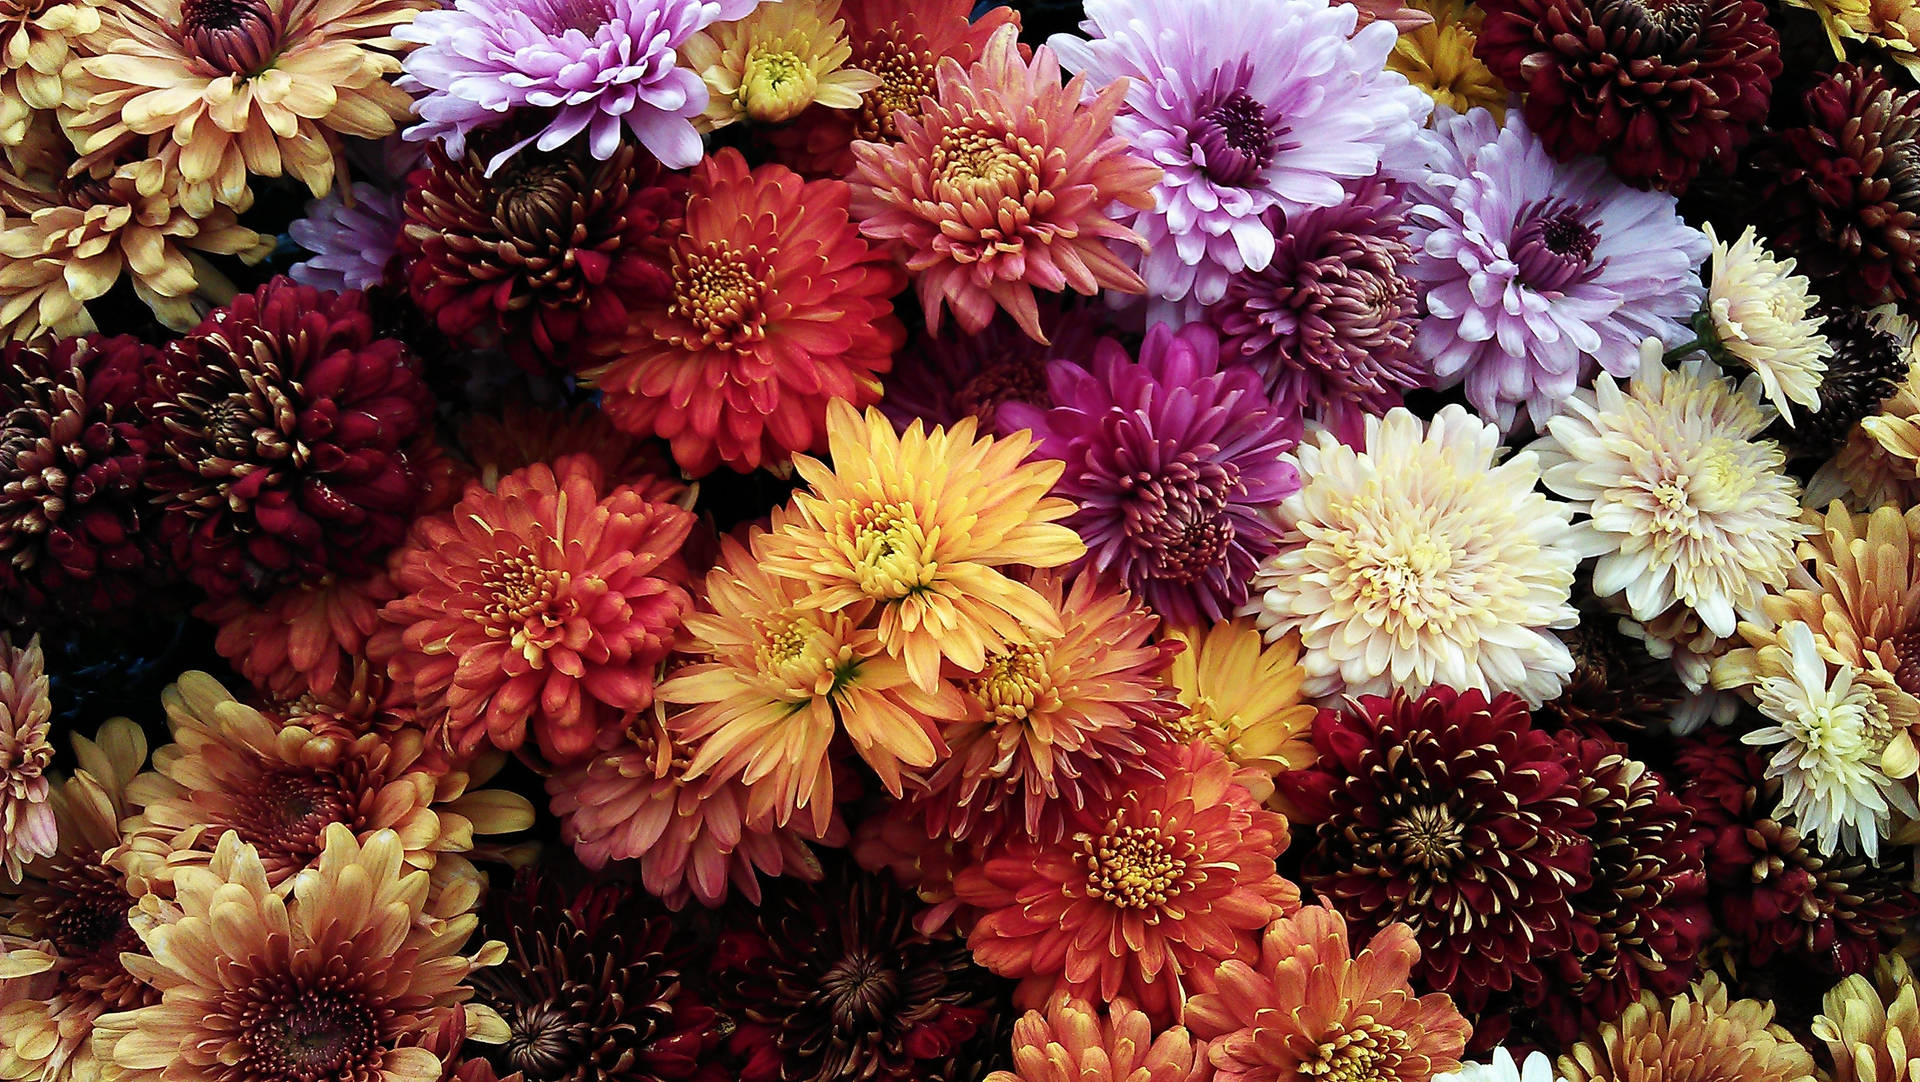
1080, 819, 1190, 910
848, 502, 933, 599
1303, 1021, 1410, 1082
1354, 534, 1455, 616
969, 644, 1052, 725
672, 242, 766, 349
740, 44, 820, 123
858, 37, 935, 141
933, 129, 1036, 207
754, 609, 844, 697
483, 552, 568, 628
1165, 694, 1225, 746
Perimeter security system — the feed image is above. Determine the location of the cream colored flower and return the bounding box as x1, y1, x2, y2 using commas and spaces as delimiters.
1814, 952, 1920, 1082
0, 0, 99, 145
1704, 224, 1829, 423
1558, 974, 1817, 1082
683, 0, 879, 129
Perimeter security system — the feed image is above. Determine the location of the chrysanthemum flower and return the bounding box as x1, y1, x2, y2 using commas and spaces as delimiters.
849, 24, 1158, 342
758, 401, 1086, 691
584, 148, 904, 476
1530, 352, 1806, 640
1793, 304, 1915, 459
0, 634, 52, 882
1250, 405, 1585, 705
1183, 904, 1472, 1082
1162, 619, 1316, 807
94, 826, 499, 1082
1703, 224, 1830, 423
1542, 608, 1687, 739
457, 402, 683, 501
999, 324, 1298, 626
141, 278, 436, 600
1813, 312, 1920, 508
912, 568, 1181, 845
1440, 1050, 1568, 1082
1474, 0, 1779, 193
987, 994, 1211, 1082
1049, 0, 1430, 306
1555, 975, 1818, 1082
116, 671, 533, 895
1814, 953, 1920, 1082
955, 741, 1297, 1023
196, 570, 399, 701
1279, 688, 1595, 1013
379, 454, 695, 765
877, 304, 1100, 434
683, 0, 877, 128
0, 0, 97, 145
1405, 108, 1709, 431
1387, 0, 1504, 120
662, 520, 965, 835
62, 0, 427, 216
288, 182, 405, 296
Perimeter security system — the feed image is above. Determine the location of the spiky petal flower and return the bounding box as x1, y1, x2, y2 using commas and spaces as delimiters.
682, 0, 878, 128
1161, 619, 1316, 807
396, 0, 762, 170
1555, 975, 1818, 1082
1794, 304, 1914, 460
986, 995, 1211, 1082
1048, 0, 1431, 306
757, 401, 1086, 691
954, 741, 1298, 1023
584, 148, 904, 476
0, 634, 51, 881
849, 25, 1159, 342
999, 324, 1298, 626
140, 278, 436, 600
1183, 904, 1472, 1082
1405, 108, 1709, 431
1704, 224, 1830, 423
1250, 405, 1585, 706
378, 455, 695, 765
1812, 311, 1920, 507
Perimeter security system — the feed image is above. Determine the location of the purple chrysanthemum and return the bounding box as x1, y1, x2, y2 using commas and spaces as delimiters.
1201, 174, 1424, 440
1405, 107, 1709, 432
288, 183, 405, 295
999, 324, 1300, 625
1048, 0, 1430, 308
396, 0, 760, 171
878, 303, 1103, 434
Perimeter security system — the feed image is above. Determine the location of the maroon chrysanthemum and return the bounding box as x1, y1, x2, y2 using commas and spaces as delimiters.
1278, 687, 1595, 1016
1474, 0, 1781, 193
0, 334, 172, 628
876, 304, 1099, 434
140, 277, 435, 601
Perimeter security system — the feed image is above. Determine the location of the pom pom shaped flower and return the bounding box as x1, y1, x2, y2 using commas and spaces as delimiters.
1528, 352, 1806, 641
92, 827, 499, 1082
400, 140, 684, 371
1704, 224, 1830, 423
379, 454, 696, 765
1279, 688, 1595, 1013
662, 520, 966, 834
0, 333, 170, 626
955, 742, 1298, 1023
1162, 619, 1316, 807
585, 148, 904, 476
140, 278, 435, 601
61, 0, 428, 216
1250, 405, 1584, 706
1387, 0, 1505, 120
1473, 0, 1780, 193
1000, 324, 1298, 626
1183, 904, 1472, 1082
0, 0, 98, 145
196, 570, 400, 702
397, 0, 761, 170
849, 25, 1159, 342
1049, 0, 1431, 306
987, 995, 1212, 1082
758, 402, 1085, 692
1405, 108, 1709, 431
0, 633, 51, 881
1555, 975, 1818, 1082
682, 0, 878, 129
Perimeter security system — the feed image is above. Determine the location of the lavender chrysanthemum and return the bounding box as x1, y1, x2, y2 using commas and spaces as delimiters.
1049, 0, 1431, 308
1406, 107, 1709, 432
1202, 174, 1424, 439
396, 0, 761, 171
999, 323, 1300, 625
288, 183, 405, 295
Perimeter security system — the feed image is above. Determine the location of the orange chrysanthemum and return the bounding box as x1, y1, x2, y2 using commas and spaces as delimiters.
954, 741, 1299, 1024
0, 633, 52, 882
987, 993, 1212, 1082
197, 569, 399, 701
377, 455, 696, 764
663, 519, 966, 834
848, 24, 1158, 342
93, 826, 500, 1082
1183, 905, 1471, 1082
61, 0, 426, 215
116, 671, 533, 896
584, 148, 905, 477
758, 401, 1086, 692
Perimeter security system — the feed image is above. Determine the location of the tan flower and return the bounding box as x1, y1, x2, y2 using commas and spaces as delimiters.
0, 0, 98, 145
1813, 952, 1920, 1082
0, 634, 51, 883
1557, 974, 1818, 1082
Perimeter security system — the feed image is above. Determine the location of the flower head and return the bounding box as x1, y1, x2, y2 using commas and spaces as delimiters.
585, 148, 904, 476
196, 570, 400, 702
1794, 304, 1914, 460
0, 634, 52, 881
1387, 0, 1504, 120
1000, 323, 1299, 626
288, 182, 405, 296
1704, 224, 1830, 422
1161, 618, 1316, 806
1811, 310, 1920, 509
0, 0, 97, 145
877, 303, 1100, 434
1250, 405, 1584, 705
849, 24, 1158, 342
1814, 953, 1920, 1082
682, 0, 878, 128
1048, 0, 1431, 306
1555, 975, 1818, 1082
987, 995, 1211, 1082
1439, 1050, 1568, 1082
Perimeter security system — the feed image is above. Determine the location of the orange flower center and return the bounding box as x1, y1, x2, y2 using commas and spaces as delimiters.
1387, 805, 1466, 871
240, 985, 382, 1081
1080, 818, 1191, 910
847, 502, 932, 599
857, 35, 936, 142
933, 128, 1036, 209
1303, 1020, 1411, 1082
1165, 695, 1225, 747
968, 643, 1053, 725
672, 242, 766, 349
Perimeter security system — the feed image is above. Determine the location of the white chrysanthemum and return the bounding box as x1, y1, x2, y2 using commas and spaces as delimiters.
1531, 341, 1808, 640
1743, 621, 1919, 859
1706, 224, 1830, 424
1438, 1048, 1567, 1082
1246, 404, 1584, 706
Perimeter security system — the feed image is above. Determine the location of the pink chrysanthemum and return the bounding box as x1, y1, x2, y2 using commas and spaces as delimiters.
0, 633, 53, 881
196, 570, 400, 702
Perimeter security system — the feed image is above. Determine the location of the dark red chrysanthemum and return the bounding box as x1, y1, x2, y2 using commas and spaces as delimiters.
1278, 687, 1595, 1015
0, 334, 171, 627
1475, 0, 1780, 192
1780, 304, 1913, 456
876, 303, 1099, 435
1537, 607, 1685, 739
140, 277, 435, 601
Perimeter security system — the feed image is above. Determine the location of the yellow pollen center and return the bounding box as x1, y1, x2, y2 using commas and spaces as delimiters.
483, 553, 567, 627
740, 43, 818, 123
933, 129, 1032, 205
1080, 821, 1189, 910
859, 41, 933, 140
848, 503, 932, 599
969, 644, 1052, 725
672, 242, 765, 348
1303, 1021, 1409, 1082
754, 610, 842, 696
1355, 534, 1454, 615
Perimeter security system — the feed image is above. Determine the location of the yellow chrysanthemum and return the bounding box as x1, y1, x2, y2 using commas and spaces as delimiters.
757, 401, 1086, 692
1705, 224, 1830, 423
0, 0, 98, 145
1385, 0, 1506, 121
1814, 953, 1920, 1082
1784, 0, 1920, 75
1162, 619, 1317, 806
683, 0, 880, 129
1559, 974, 1818, 1082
